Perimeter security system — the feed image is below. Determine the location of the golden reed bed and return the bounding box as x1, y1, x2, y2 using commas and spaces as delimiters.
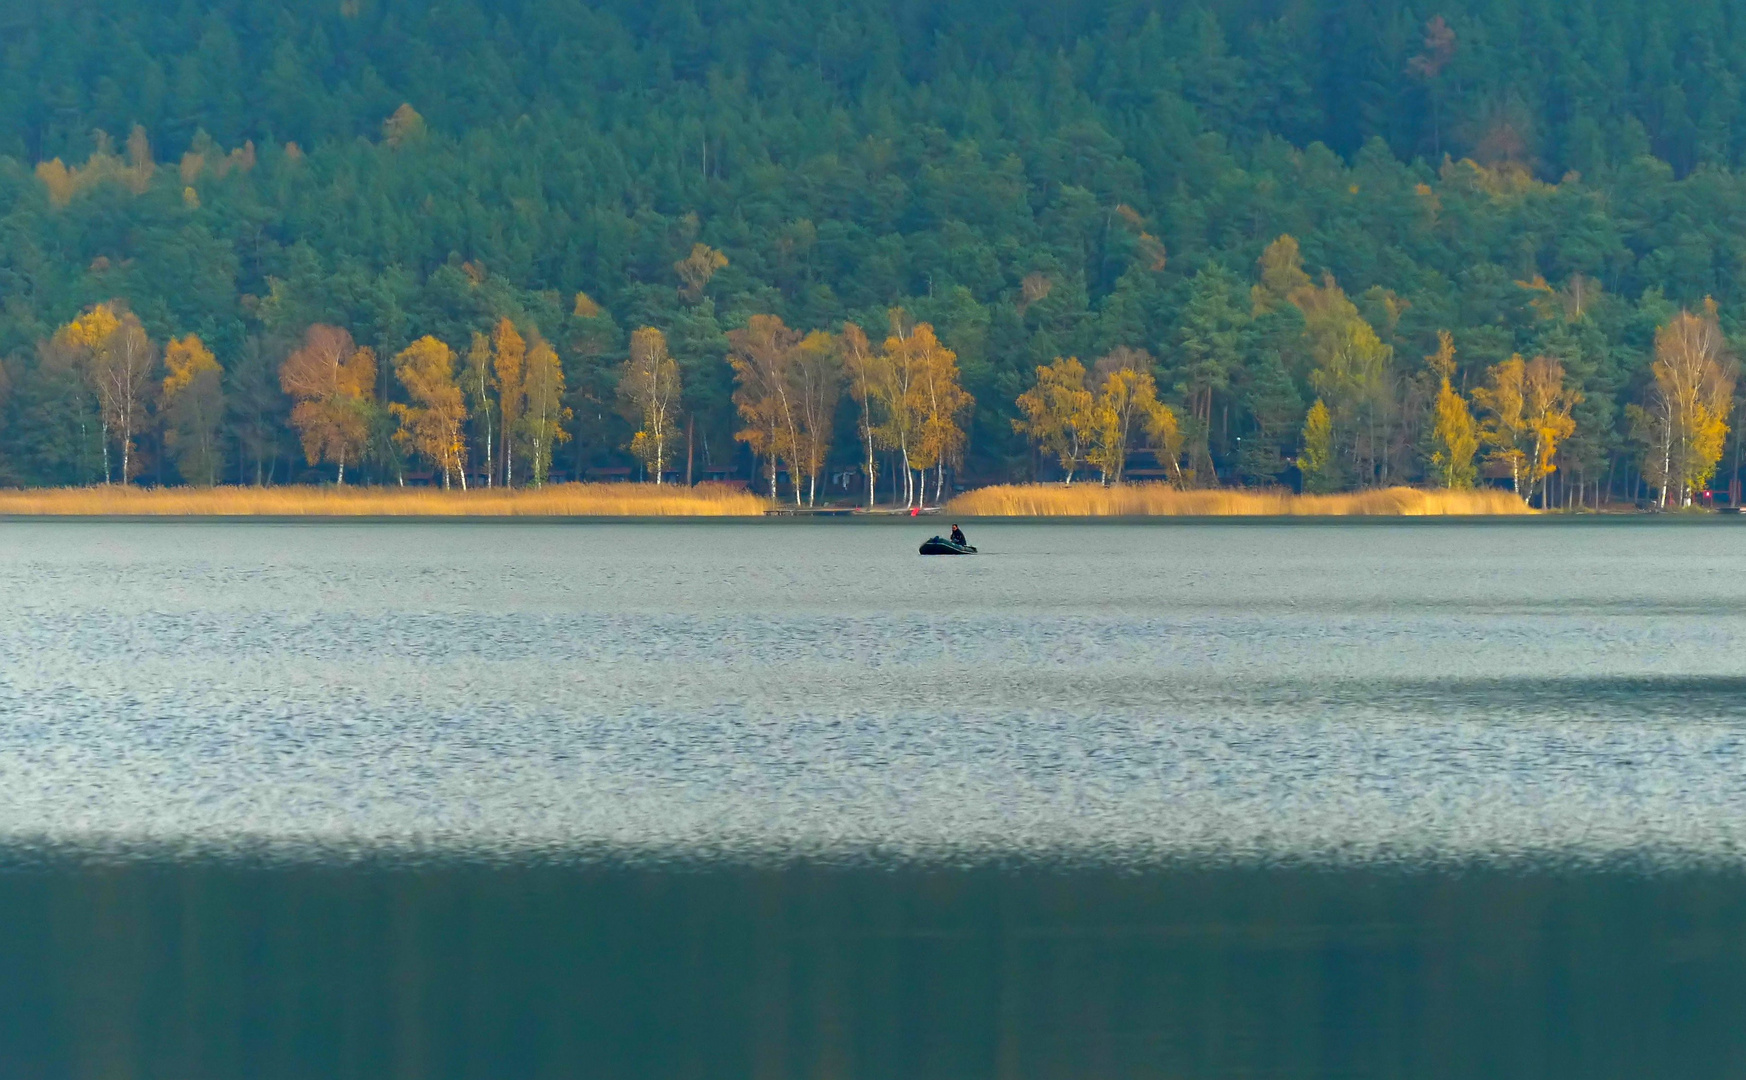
0, 483, 769, 517
947, 484, 1532, 517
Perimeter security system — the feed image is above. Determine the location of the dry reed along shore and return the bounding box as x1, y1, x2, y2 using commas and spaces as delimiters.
0, 483, 769, 516
946, 484, 1532, 517
0, 483, 1531, 517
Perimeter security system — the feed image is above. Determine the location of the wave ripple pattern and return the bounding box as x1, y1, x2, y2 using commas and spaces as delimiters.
1, 521, 1743, 868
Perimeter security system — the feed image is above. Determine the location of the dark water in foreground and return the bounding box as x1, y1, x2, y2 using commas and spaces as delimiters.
5, 519, 1746, 1077
7, 860, 1746, 1079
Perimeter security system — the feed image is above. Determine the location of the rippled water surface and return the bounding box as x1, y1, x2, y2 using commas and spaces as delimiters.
3, 519, 1746, 865
6, 519, 1746, 1079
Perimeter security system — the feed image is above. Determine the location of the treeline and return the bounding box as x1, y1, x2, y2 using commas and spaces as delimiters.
48, 229, 1731, 510
8, 0, 1746, 501
1013, 236, 1735, 508
39, 292, 982, 507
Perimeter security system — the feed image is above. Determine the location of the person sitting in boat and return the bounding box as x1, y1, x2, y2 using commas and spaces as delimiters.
950, 524, 968, 547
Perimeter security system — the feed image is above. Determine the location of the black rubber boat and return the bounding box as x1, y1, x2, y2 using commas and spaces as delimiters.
920, 536, 977, 555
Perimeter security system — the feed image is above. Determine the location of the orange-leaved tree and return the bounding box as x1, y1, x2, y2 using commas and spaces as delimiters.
728, 315, 801, 498
674, 243, 728, 302
35, 126, 156, 208
162, 333, 224, 486
390, 336, 468, 489
279, 324, 376, 485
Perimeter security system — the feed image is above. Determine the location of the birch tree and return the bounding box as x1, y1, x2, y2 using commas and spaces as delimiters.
1473, 355, 1529, 495
389, 336, 468, 489
57, 302, 156, 484
1521, 355, 1580, 505
912, 325, 971, 504
56, 304, 119, 485
279, 324, 376, 485
519, 334, 570, 486
1637, 304, 1737, 506
1085, 355, 1166, 485
842, 321, 885, 507
96, 307, 155, 485
1014, 356, 1093, 484
622, 326, 682, 484
790, 330, 842, 506
729, 315, 801, 498
463, 331, 495, 487
492, 319, 526, 487
875, 311, 927, 507
1147, 397, 1188, 485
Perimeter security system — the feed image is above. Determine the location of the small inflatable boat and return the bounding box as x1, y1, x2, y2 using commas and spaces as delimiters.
920, 536, 977, 555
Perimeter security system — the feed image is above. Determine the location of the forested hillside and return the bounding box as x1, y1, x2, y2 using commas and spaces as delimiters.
6, 0, 1746, 501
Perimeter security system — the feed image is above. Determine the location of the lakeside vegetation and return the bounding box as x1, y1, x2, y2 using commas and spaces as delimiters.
6, 0, 1746, 508
0, 482, 1534, 518
0, 483, 766, 517
948, 485, 1532, 517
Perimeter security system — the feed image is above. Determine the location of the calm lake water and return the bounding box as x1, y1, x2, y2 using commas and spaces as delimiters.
3, 519, 1746, 1077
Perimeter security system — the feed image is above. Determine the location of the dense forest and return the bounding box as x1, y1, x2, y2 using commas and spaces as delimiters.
7, 0, 1746, 503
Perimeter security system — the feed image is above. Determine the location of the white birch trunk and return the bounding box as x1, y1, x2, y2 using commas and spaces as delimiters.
482, 382, 493, 488
864, 411, 876, 508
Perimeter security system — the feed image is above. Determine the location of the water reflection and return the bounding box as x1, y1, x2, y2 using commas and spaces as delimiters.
6, 858, 1745, 1079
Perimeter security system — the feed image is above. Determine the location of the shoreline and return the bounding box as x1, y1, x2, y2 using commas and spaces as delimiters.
0, 482, 767, 518
0, 483, 1710, 519
946, 483, 1534, 517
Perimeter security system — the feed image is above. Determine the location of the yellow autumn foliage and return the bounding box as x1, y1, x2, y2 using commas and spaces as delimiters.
35, 126, 156, 207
